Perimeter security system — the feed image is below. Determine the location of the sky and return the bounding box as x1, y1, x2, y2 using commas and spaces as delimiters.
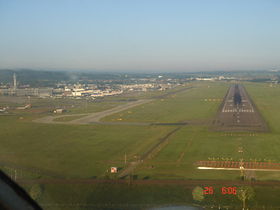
0, 0, 280, 72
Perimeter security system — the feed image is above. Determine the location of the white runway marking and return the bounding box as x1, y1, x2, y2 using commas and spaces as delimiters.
197, 167, 280, 172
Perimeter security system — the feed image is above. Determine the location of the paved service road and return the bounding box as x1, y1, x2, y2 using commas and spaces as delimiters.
214, 84, 267, 132
33, 99, 152, 125
33, 87, 193, 126
71, 99, 152, 124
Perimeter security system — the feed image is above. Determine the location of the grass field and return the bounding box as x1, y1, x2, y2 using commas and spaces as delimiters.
19, 182, 280, 209
2, 81, 280, 208
245, 82, 280, 133
102, 82, 228, 123
136, 125, 280, 180
0, 115, 173, 178
130, 82, 280, 181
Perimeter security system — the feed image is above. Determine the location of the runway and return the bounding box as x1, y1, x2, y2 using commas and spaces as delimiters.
214, 84, 267, 132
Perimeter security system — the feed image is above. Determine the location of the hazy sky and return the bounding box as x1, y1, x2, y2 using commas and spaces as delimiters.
0, 0, 280, 72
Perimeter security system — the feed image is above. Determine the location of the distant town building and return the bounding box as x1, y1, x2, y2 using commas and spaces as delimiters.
195, 77, 215, 81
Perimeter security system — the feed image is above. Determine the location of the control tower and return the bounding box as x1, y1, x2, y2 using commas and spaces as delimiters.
13, 73, 17, 90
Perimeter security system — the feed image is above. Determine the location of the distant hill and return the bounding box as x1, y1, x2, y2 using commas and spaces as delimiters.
0, 69, 133, 87
0, 69, 69, 87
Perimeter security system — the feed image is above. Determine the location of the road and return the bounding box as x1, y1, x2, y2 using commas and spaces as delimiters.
33, 99, 152, 125
33, 87, 193, 126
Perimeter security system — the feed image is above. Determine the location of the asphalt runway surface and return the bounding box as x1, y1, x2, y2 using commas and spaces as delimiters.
214, 84, 267, 132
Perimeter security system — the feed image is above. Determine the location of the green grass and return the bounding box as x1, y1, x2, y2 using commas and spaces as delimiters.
244, 82, 280, 133
136, 126, 280, 180
0, 116, 172, 178
3, 81, 280, 208
102, 82, 228, 123
4, 82, 280, 181
133, 82, 280, 181
19, 182, 280, 210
